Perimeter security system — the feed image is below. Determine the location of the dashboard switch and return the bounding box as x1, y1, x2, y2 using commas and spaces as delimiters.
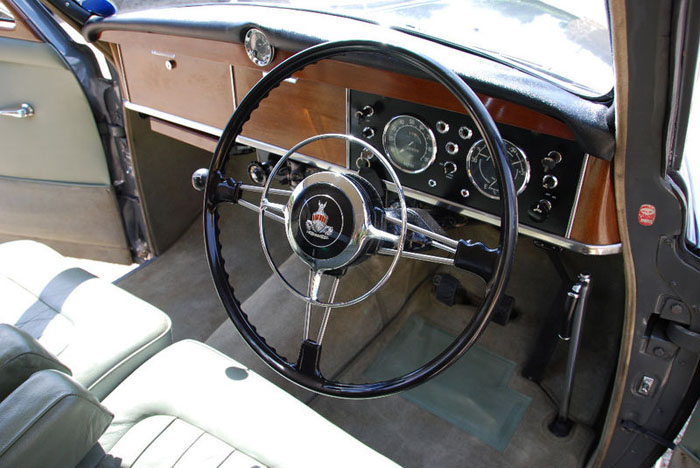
436, 120, 450, 134
443, 161, 458, 175
354, 105, 375, 121
362, 127, 376, 139
542, 174, 559, 189
542, 151, 563, 171
458, 126, 473, 140
528, 199, 552, 223
428, 179, 437, 188
445, 142, 459, 155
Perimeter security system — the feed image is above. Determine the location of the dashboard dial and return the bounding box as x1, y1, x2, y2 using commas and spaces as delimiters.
382, 115, 437, 174
466, 139, 530, 199
244, 28, 274, 67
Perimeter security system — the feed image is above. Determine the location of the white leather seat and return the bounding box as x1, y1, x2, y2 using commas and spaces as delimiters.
0, 240, 172, 399
78, 340, 398, 468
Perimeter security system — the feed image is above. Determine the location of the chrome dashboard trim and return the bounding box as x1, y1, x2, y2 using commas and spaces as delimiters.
345, 88, 351, 169
566, 153, 590, 238
386, 181, 621, 255
123, 101, 224, 137
123, 101, 621, 256
229, 65, 237, 111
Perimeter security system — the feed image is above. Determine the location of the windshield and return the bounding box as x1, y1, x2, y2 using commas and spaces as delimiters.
112, 0, 613, 97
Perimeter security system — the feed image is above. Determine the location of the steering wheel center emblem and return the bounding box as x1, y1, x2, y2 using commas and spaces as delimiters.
299, 195, 343, 248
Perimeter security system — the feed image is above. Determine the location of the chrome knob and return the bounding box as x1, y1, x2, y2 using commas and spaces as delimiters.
458, 126, 473, 140
542, 174, 559, 190
445, 142, 459, 155
192, 168, 209, 192
362, 127, 375, 139
436, 120, 450, 134
247, 161, 270, 186
444, 161, 458, 175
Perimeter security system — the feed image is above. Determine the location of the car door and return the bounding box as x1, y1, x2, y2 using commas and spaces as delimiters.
0, 0, 133, 263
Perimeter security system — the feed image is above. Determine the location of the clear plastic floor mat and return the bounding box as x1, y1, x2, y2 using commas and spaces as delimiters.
365, 315, 531, 451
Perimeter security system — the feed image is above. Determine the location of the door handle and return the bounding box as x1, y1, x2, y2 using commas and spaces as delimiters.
0, 103, 34, 119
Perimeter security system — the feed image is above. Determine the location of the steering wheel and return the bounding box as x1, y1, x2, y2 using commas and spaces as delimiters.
203, 40, 518, 398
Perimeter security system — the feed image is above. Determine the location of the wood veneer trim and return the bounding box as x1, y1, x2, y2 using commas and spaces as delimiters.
99, 31, 574, 140
150, 117, 218, 153
569, 157, 620, 245
234, 67, 347, 166
119, 42, 235, 129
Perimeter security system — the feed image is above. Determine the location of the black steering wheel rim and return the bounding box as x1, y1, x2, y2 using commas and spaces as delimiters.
204, 39, 518, 398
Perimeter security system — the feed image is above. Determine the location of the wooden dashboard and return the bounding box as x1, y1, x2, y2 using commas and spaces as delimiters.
98, 30, 619, 251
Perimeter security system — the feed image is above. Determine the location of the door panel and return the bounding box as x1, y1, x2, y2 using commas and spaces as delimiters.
0, 37, 111, 184
0, 6, 131, 263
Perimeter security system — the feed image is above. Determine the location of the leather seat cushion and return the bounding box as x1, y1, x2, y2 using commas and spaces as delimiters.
0, 324, 71, 400
0, 369, 113, 468
88, 340, 398, 468
86, 415, 265, 468
0, 240, 172, 399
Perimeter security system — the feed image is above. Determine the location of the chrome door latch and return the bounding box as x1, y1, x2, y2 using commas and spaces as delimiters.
0, 103, 34, 119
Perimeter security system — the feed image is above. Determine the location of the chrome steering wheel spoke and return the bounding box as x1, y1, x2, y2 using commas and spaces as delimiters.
367, 225, 401, 246
296, 270, 342, 379
258, 133, 408, 309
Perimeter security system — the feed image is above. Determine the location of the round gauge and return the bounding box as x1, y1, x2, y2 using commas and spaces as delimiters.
244, 28, 274, 67
382, 115, 437, 174
466, 139, 530, 199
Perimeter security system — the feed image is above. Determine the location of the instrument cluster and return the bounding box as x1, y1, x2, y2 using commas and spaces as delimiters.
348, 91, 588, 237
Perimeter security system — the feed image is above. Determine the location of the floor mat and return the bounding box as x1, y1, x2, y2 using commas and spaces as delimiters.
364, 315, 531, 451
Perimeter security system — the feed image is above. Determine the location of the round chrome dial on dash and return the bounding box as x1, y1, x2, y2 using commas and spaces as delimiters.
466, 139, 530, 200
382, 115, 437, 174
244, 28, 275, 67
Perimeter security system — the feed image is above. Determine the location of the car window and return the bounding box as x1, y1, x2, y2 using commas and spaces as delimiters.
680, 46, 700, 249
109, 0, 612, 98
0, 0, 16, 29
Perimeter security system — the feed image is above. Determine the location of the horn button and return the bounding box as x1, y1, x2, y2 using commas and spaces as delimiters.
285, 172, 378, 271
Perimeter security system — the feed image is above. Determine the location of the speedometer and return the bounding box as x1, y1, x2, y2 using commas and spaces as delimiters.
382, 115, 437, 174
466, 139, 530, 200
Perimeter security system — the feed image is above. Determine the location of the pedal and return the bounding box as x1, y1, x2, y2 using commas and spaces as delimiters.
433, 274, 469, 307
492, 294, 516, 326
433, 274, 515, 326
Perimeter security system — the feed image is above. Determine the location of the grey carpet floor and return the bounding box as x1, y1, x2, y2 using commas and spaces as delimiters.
308, 273, 595, 468
116, 200, 291, 342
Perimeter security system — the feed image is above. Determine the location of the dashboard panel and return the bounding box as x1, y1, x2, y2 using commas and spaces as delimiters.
348, 91, 587, 237
90, 21, 619, 254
